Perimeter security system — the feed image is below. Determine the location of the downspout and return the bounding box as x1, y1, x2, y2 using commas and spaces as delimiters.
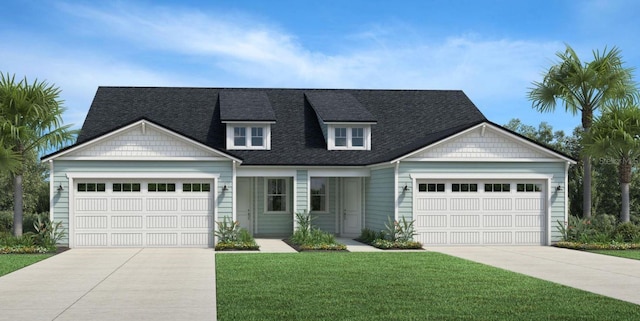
394, 161, 399, 221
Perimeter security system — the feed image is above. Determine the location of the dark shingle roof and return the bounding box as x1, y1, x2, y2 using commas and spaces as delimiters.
72, 87, 488, 166
305, 91, 376, 123
219, 90, 276, 122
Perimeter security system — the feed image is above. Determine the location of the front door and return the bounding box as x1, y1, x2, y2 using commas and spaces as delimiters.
236, 177, 253, 234
342, 177, 362, 236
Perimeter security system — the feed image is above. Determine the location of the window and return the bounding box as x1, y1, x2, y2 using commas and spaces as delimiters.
352, 128, 364, 147
310, 178, 328, 212
266, 178, 288, 212
233, 127, 246, 146
335, 128, 347, 147
113, 183, 141, 192
77, 183, 106, 192
517, 183, 542, 192
485, 184, 511, 192
227, 124, 270, 149
251, 127, 263, 146
452, 183, 478, 192
418, 183, 445, 192
328, 125, 370, 150
148, 183, 176, 192
183, 183, 211, 192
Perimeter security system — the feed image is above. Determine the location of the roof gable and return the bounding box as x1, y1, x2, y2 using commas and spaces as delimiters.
305, 91, 376, 123
43, 119, 240, 162
219, 90, 276, 122
400, 122, 576, 163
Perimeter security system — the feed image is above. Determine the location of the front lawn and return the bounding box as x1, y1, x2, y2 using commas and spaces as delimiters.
216, 252, 640, 320
0, 254, 53, 277
589, 250, 640, 260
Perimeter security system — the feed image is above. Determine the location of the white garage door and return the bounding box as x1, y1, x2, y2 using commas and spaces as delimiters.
73, 179, 214, 247
414, 180, 546, 245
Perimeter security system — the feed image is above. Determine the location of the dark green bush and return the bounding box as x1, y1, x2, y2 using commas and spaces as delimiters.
357, 228, 377, 244
614, 222, 639, 243
0, 212, 51, 234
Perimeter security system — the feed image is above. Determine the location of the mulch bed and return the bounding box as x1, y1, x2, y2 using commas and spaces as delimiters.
282, 239, 349, 252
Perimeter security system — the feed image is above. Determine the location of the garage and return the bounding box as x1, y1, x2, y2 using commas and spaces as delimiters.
414, 179, 546, 245
72, 179, 214, 247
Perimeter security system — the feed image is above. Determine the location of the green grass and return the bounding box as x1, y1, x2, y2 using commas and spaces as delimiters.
0, 254, 53, 277
216, 252, 640, 321
589, 250, 640, 260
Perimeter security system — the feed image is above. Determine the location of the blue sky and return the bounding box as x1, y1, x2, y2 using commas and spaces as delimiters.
2, 0, 639, 135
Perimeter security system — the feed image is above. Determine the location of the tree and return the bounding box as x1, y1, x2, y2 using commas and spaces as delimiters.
0, 73, 77, 236
528, 44, 638, 218
584, 105, 640, 222
0, 146, 20, 174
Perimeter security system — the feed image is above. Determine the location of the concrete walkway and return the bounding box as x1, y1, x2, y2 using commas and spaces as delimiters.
218, 238, 382, 253
0, 248, 217, 321
430, 246, 640, 305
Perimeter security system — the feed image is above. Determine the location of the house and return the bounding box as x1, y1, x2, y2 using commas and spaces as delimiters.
42, 87, 575, 248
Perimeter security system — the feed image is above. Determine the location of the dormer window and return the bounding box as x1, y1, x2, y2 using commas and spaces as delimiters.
226, 123, 271, 150
328, 125, 371, 150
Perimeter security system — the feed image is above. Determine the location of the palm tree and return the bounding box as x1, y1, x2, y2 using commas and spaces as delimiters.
584, 105, 640, 222
0, 145, 20, 173
0, 73, 77, 236
528, 45, 638, 218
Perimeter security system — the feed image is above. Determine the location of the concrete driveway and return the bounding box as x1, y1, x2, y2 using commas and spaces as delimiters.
0, 248, 216, 321
430, 246, 640, 305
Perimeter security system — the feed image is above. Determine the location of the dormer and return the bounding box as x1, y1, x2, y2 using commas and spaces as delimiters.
305, 91, 377, 150
220, 91, 276, 150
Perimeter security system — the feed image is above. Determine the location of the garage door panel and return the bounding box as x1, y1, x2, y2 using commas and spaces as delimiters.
147, 215, 178, 228
111, 215, 143, 229
483, 198, 512, 211
147, 198, 178, 211
515, 215, 542, 227
76, 198, 108, 211
417, 215, 447, 227
112, 198, 142, 211
76, 233, 108, 247
483, 215, 512, 227
450, 198, 479, 211
515, 231, 543, 244
416, 198, 446, 211
112, 233, 143, 246
417, 232, 447, 244
76, 216, 108, 229
450, 215, 480, 227
515, 198, 542, 210
74, 179, 214, 247
451, 232, 480, 244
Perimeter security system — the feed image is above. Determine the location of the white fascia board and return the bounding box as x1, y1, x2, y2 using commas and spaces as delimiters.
66, 172, 220, 179
401, 158, 568, 163
221, 120, 276, 124
56, 156, 230, 162
42, 120, 243, 163
389, 122, 577, 164
236, 167, 370, 177
48, 160, 54, 223
409, 173, 554, 180
236, 168, 297, 177
307, 168, 370, 177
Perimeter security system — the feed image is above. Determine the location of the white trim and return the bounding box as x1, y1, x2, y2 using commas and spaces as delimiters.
232, 161, 237, 222
393, 161, 399, 220
49, 160, 54, 223
546, 177, 552, 246
264, 177, 291, 214
236, 168, 297, 177
327, 124, 371, 150
68, 175, 75, 248
564, 161, 570, 236
402, 158, 568, 163
307, 168, 370, 177
226, 123, 271, 150
56, 156, 230, 161
42, 120, 242, 163
410, 173, 554, 180
222, 120, 276, 124
324, 121, 377, 125
292, 173, 297, 217
254, 177, 259, 234
66, 172, 220, 179
390, 122, 576, 164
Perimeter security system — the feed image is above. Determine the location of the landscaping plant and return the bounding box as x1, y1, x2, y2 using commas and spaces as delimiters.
290, 211, 346, 251
214, 217, 259, 251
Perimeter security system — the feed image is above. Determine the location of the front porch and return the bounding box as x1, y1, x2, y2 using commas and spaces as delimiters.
233, 173, 366, 238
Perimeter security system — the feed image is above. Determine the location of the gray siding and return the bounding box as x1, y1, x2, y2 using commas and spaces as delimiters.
365, 166, 395, 233
398, 161, 567, 243
51, 160, 233, 246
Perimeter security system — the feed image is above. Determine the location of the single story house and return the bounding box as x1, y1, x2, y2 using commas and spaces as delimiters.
43, 87, 575, 248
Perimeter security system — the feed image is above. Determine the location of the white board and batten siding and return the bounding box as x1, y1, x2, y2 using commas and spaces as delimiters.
397, 124, 572, 246
49, 121, 235, 248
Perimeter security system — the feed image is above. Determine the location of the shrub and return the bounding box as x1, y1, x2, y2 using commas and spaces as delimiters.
213, 217, 259, 251
384, 216, 417, 242
556, 216, 598, 242
32, 215, 66, 247
613, 222, 639, 243
371, 239, 423, 249
290, 211, 345, 251
214, 217, 242, 243
357, 228, 377, 244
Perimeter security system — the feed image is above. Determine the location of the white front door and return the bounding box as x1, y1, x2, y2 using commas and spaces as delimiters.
342, 177, 362, 236
236, 177, 253, 234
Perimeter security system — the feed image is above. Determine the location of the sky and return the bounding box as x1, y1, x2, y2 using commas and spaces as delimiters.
1, 0, 639, 135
